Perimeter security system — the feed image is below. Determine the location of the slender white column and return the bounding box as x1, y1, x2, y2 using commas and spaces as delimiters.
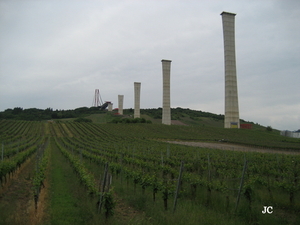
118, 95, 124, 115
134, 82, 141, 118
161, 59, 172, 125
108, 102, 113, 111
221, 11, 240, 128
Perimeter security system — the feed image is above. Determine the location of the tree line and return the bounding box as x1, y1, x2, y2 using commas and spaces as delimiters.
0, 106, 226, 122
0, 107, 105, 121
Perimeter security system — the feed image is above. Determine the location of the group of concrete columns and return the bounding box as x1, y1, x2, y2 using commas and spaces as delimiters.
116, 60, 172, 125
116, 11, 240, 128
116, 82, 141, 118
117, 82, 141, 117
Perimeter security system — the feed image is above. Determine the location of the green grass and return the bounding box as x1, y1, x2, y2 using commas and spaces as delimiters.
85, 113, 116, 123
47, 138, 102, 225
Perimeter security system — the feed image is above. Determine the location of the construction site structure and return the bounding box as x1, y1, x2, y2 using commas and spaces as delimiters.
92, 89, 110, 110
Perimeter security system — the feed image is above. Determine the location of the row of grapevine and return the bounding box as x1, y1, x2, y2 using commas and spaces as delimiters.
0, 121, 46, 185
1, 135, 42, 159
0, 140, 44, 183
33, 137, 50, 208
58, 135, 238, 211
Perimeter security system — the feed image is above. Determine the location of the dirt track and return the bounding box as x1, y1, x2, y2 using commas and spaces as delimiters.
166, 141, 300, 155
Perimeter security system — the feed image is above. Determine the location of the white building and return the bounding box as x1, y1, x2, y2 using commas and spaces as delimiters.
280, 130, 300, 138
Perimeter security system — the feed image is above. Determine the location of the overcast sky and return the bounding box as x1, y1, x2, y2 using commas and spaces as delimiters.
0, 0, 299, 131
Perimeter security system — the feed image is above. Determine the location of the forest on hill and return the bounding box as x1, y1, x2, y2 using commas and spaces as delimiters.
0, 107, 104, 120
0, 107, 223, 120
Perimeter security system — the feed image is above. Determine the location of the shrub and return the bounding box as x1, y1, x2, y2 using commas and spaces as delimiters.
266, 126, 273, 132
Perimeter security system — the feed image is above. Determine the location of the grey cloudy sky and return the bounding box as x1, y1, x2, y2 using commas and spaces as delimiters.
0, 0, 299, 131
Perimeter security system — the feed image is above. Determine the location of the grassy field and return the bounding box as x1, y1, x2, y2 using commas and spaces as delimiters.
0, 114, 299, 224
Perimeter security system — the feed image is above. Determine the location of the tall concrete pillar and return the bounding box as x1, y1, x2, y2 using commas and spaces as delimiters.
221, 11, 240, 128
134, 82, 141, 118
107, 102, 113, 111
118, 95, 124, 115
161, 59, 172, 125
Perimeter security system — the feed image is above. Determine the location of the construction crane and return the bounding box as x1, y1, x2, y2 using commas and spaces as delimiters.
92, 89, 109, 110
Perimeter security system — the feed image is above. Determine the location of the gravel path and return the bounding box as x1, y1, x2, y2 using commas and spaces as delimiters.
166, 141, 300, 155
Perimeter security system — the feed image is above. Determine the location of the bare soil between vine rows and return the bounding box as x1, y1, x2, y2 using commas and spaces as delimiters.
166, 141, 300, 155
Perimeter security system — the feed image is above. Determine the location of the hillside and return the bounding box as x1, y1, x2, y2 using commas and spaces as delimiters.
85, 107, 268, 131
70, 108, 300, 151
31, 107, 297, 151
0, 106, 277, 132
0, 107, 255, 126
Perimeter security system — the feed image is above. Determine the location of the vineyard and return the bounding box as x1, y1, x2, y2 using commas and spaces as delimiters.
0, 119, 299, 224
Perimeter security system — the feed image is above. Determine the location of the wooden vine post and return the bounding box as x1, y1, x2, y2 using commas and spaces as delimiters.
34, 147, 40, 209
206, 154, 212, 206
235, 158, 248, 213
173, 161, 184, 213
1, 143, 4, 162
98, 162, 108, 213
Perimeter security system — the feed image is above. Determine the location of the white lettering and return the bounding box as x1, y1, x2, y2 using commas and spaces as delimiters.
262, 206, 273, 214
267, 206, 273, 214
